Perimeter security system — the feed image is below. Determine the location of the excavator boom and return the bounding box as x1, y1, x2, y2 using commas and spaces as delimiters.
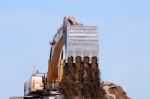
47, 36, 64, 84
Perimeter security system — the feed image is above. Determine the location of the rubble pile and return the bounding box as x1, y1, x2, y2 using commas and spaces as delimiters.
101, 82, 130, 99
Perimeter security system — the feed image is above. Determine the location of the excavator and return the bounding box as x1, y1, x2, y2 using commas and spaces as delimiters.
23, 16, 100, 99
10, 16, 130, 99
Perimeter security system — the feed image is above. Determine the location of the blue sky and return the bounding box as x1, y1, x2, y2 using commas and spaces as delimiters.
0, 0, 150, 99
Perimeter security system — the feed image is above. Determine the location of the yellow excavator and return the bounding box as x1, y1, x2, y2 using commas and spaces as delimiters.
23, 16, 100, 99
10, 16, 130, 99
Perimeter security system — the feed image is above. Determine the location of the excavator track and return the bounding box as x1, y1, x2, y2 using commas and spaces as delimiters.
59, 56, 106, 99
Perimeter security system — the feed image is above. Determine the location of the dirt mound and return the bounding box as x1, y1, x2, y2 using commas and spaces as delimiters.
101, 82, 130, 99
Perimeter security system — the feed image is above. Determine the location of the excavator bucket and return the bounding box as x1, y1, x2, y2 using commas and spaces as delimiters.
65, 25, 99, 62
